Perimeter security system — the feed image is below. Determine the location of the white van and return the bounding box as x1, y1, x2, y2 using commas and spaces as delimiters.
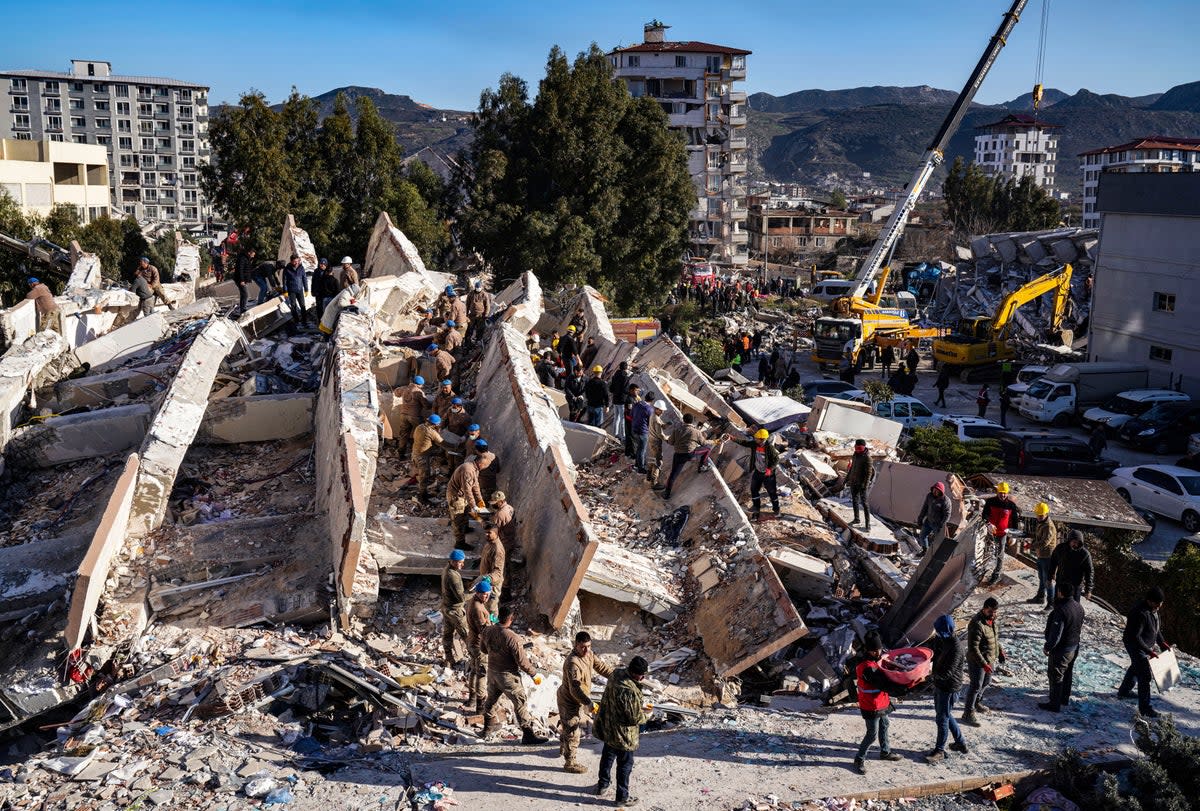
810, 280, 854, 303
1081, 389, 1191, 434
841, 391, 937, 429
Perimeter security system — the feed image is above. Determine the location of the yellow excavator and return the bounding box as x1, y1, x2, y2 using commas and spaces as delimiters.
932, 264, 1073, 377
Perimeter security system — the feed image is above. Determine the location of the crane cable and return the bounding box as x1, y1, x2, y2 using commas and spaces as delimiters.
1032, 0, 1051, 109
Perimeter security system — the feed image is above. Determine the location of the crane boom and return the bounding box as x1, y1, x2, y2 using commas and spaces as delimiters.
849, 0, 1029, 299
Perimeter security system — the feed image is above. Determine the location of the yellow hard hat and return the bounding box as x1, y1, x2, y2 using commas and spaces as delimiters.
1035, 502, 1050, 517
996, 482, 1010, 494
592, 365, 603, 373
568, 325, 577, 332
531, 353, 541, 361
754, 429, 770, 440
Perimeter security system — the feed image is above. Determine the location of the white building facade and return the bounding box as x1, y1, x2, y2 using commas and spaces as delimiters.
610, 23, 750, 269
972, 113, 1059, 191
0, 60, 209, 228
1089, 172, 1200, 396
0, 138, 109, 220
1079, 137, 1200, 229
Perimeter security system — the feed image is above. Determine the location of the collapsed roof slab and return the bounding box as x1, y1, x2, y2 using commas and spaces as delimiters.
53, 363, 171, 409
364, 211, 435, 283
73, 312, 169, 372
493, 271, 544, 336
547, 286, 636, 373
0, 330, 72, 458
127, 317, 244, 537
5, 403, 151, 467
196, 393, 313, 445
277, 214, 318, 271
474, 323, 598, 629
869, 462, 967, 529
0, 299, 37, 351
971, 472, 1150, 532
363, 271, 438, 333
635, 336, 745, 429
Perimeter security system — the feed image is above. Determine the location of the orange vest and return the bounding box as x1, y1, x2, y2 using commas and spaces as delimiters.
856, 660, 890, 712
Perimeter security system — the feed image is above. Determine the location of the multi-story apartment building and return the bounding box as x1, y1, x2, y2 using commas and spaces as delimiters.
1079, 136, 1200, 229
0, 138, 109, 221
610, 23, 750, 269
973, 113, 1059, 191
0, 59, 209, 227
747, 200, 857, 256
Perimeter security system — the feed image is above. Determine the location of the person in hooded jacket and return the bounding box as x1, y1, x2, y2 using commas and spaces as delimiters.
916, 482, 951, 551
925, 614, 969, 763
1118, 586, 1170, 717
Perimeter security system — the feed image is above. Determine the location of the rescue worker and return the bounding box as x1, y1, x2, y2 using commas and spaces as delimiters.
564, 364, 587, 423
465, 280, 491, 346
475, 438, 500, 499
446, 286, 468, 333
1041, 584, 1085, 713
479, 524, 506, 614
392, 376, 428, 456
646, 400, 669, 489
465, 581, 491, 713
608, 361, 631, 439
445, 397, 472, 436
976, 384, 991, 418
1048, 529, 1093, 604
1118, 586, 1170, 717
916, 481, 951, 551
1026, 502, 1058, 606
629, 392, 654, 474
410, 414, 444, 503
558, 631, 614, 773
440, 550, 468, 666
729, 428, 780, 520
584, 365, 610, 428
558, 325, 580, 373
281, 253, 308, 326
853, 631, 916, 774
136, 256, 174, 309
313, 258, 338, 317
432, 379, 458, 422
663, 413, 712, 500
447, 453, 491, 548
234, 246, 256, 313
414, 306, 435, 336
438, 320, 463, 356
982, 482, 1022, 585
594, 655, 649, 804
846, 439, 874, 529
925, 614, 968, 763
338, 256, 358, 289
481, 606, 549, 744
429, 346, 455, 384
581, 337, 599, 371
490, 491, 517, 553
25, 277, 61, 333
962, 597, 1006, 727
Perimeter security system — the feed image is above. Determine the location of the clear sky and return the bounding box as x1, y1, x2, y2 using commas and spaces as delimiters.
2, 0, 1196, 110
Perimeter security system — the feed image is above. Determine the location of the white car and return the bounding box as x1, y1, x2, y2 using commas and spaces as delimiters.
933, 414, 1007, 442
841, 391, 937, 429
1109, 465, 1200, 533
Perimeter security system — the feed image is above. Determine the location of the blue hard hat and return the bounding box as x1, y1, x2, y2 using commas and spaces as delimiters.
474, 281, 482, 289
27, 277, 39, 284
428, 343, 439, 351
468, 423, 480, 433
446, 319, 456, 327
445, 285, 456, 295
140, 256, 150, 263
475, 439, 488, 449
319, 257, 328, 265
413, 375, 425, 385
441, 379, 452, 386
451, 397, 463, 405
474, 580, 492, 594
934, 615, 955, 637
429, 414, 442, 425
449, 549, 466, 561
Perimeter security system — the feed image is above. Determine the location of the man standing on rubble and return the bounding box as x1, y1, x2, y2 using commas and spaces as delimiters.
564, 364, 588, 423
466, 281, 491, 346
410, 414, 445, 503
438, 320, 463, 356
584, 365, 611, 428
482, 607, 549, 745
392, 376, 428, 458
447, 453, 492, 549
1040, 583, 1085, 713
916, 481, 951, 551
581, 337, 599, 371
339, 256, 358, 289
480, 523, 506, 614
441, 550, 469, 667
432, 378, 458, 422
962, 597, 1006, 727
1118, 586, 1170, 718
24, 277, 60, 333
313, 258, 338, 318
728, 428, 780, 520
629, 392, 655, 474
465, 581, 491, 713
609, 361, 632, 440
663, 413, 713, 501
1048, 529, 1093, 604
558, 631, 614, 774
846, 439, 874, 530
982, 482, 1021, 586
925, 615, 968, 763
595, 654, 649, 804
282, 254, 309, 327
490, 491, 516, 553
646, 399, 669, 489
1026, 502, 1058, 607
853, 631, 917, 775
447, 287, 468, 333
558, 325, 581, 373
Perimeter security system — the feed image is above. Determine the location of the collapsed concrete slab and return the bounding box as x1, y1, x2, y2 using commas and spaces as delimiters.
583, 544, 682, 620
73, 313, 169, 372
363, 271, 438, 333
0, 299, 37, 352
971, 472, 1149, 532
277, 214, 318, 271
128, 318, 243, 536
64, 251, 102, 291
493, 271, 544, 336
53, 363, 170, 408
237, 297, 293, 339
196, 393, 314, 444
364, 211, 434, 282
0, 330, 73, 456
474, 324, 598, 629
806, 398, 902, 446
174, 238, 201, 281
869, 462, 967, 529
635, 336, 745, 427
767, 547, 835, 600
5, 404, 151, 467
732, 395, 810, 432
561, 420, 614, 464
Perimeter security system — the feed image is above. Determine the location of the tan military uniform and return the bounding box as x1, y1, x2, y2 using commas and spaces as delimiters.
440, 563, 467, 664
493, 502, 516, 551
480, 537, 506, 614
466, 599, 490, 704
410, 422, 444, 498
447, 460, 484, 546
439, 327, 463, 355
557, 650, 614, 766
391, 382, 426, 454
482, 624, 536, 731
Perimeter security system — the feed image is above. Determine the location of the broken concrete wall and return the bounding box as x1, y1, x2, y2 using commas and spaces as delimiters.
127, 318, 243, 536
196, 393, 314, 444
73, 313, 169, 372
473, 323, 598, 628
545, 286, 637, 374
174, 239, 201, 281
363, 211, 433, 282
64, 252, 102, 291
277, 214, 318, 271
0, 331, 72, 458
54, 363, 169, 409
65, 453, 140, 651
363, 271, 438, 333
635, 336, 744, 428
0, 299, 37, 352
807, 399, 902, 446
868, 462, 966, 529
313, 311, 380, 623
493, 271, 544, 336
5, 404, 151, 467
237, 297, 293, 339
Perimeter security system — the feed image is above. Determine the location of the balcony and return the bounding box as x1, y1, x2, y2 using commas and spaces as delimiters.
723, 89, 747, 104
728, 229, 749, 245
720, 183, 747, 199
722, 67, 746, 81
729, 137, 748, 151
729, 112, 747, 126
729, 204, 748, 221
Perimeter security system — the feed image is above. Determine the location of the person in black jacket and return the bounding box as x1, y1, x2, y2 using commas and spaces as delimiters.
1048, 530, 1094, 602
852, 630, 922, 775
583, 365, 610, 428
608, 361, 631, 439
313, 258, 340, 320
234, 246, 257, 313
1040, 583, 1086, 712
925, 614, 968, 763
1118, 587, 1170, 717
563, 365, 587, 423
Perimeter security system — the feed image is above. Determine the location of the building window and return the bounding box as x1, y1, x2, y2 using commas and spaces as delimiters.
144, 205, 158, 217
1154, 292, 1176, 312
45, 98, 61, 111
70, 98, 85, 110
71, 116, 86, 127
12, 132, 31, 141
119, 154, 134, 166
181, 139, 194, 152
13, 113, 30, 128
95, 100, 109, 111
138, 103, 152, 116
626, 55, 640, 67
46, 115, 63, 130
706, 56, 722, 72
116, 102, 130, 115
70, 81, 84, 92
11, 95, 28, 110
118, 137, 133, 149
43, 80, 59, 94
182, 156, 196, 168
156, 87, 169, 97
115, 84, 129, 97
1149, 345, 1173, 363
72, 134, 87, 144
178, 105, 192, 118
675, 55, 688, 68
118, 120, 131, 132
49, 134, 64, 142
141, 138, 154, 150
158, 137, 172, 149
179, 89, 192, 101
96, 117, 110, 129
140, 154, 154, 167
155, 103, 169, 115
179, 123, 194, 135
96, 135, 110, 145
10, 78, 27, 90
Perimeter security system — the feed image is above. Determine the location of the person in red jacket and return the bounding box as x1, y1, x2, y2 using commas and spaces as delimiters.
982, 482, 1022, 585
853, 630, 922, 775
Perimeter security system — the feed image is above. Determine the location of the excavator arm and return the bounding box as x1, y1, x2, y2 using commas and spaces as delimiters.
0, 231, 74, 279
991, 264, 1073, 338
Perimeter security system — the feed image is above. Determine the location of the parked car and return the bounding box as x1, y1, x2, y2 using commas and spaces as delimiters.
1189, 433, 1200, 457
809, 279, 855, 303
797, 378, 859, 405
1003, 365, 1049, 401
933, 415, 1007, 442
841, 391, 937, 429
1110, 465, 1200, 532
1080, 389, 1190, 435
995, 430, 1120, 479
1116, 402, 1200, 454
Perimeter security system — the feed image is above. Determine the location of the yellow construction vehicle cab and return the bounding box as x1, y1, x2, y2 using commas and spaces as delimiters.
932, 264, 1073, 372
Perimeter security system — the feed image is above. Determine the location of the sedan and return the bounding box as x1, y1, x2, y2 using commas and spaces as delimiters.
1116, 403, 1200, 455
1110, 465, 1200, 533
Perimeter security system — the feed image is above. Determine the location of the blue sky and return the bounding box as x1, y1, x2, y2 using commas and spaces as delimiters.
2, 0, 1196, 109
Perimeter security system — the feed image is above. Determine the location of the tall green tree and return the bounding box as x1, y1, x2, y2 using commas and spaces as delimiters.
459, 45, 693, 313
279, 88, 338, 252
943, 156, 1061, 237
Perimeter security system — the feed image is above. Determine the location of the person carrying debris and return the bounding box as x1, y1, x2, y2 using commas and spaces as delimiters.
1048, 529, 1093, 604
447, 452, 492, 548
409, 414, 445, 503
481, 606, 549, 744
925, 614, 969, 763
558, 631, 614, 774
24, 277, 61, 333
629, 392, 655, 474
608, 361, 632, 439
463, 581, 492, 713
584, 365, 611, 428
594, 654, 650, 804
916, 481, 951, 551
391, 376, 428, 457
136, 256, 175, 310
962, 597, 1006, 727
282, 254, 308, 327
1040, 583, 1085, 713
728, 428, 780, 520
465, 281, 491, 346
480, 524, 506, 614
438, 320, 463, 356
846, 439, 874, 530
982, 482, 1022, 585
662, 413, 713, 501
489, 491, 516, 553
646, 400, 669, 489
441, 550, 469, 666
1118, 586, 1170, 718
852, 630, 919, 775
1025, 502, 1058, 607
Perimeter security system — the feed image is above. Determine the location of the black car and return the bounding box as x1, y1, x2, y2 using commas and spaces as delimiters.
797, 379, 858, 405
996, 431, 1121, 479
1117, 403, 1200, 455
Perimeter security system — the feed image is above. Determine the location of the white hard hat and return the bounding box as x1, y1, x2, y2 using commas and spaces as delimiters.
653, 400, 667, 410
340, 256, 353, 265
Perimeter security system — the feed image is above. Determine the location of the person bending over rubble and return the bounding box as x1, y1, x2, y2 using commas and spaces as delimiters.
441, 550, 469, 667
558, 631, 614, 774
846, 439, 874, 530
853, 631, 922, 775
662, 413, 714, 500
916, 482, 951, 551
447, 452, 493, 549
481, 606, 549, 744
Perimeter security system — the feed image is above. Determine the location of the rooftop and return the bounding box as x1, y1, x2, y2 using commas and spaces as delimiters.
1078, 136, 1200, 157
975, 112, 1060, 130
611, 41, 751, 56
1, 67, 207, 90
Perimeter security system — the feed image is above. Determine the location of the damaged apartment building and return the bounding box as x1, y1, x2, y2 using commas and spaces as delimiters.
0, 213, 1196, 810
